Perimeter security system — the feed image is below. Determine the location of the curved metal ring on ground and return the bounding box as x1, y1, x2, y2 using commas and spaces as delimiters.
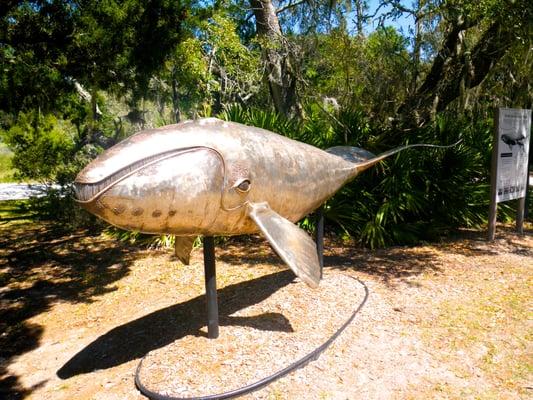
134, 277, 370, 400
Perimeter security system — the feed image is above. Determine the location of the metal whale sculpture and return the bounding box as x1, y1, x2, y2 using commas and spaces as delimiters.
74, 118, 449, 288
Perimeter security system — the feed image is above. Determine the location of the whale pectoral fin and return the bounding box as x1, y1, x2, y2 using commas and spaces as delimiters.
174, 236, 197, 265
247, 202, 321, 288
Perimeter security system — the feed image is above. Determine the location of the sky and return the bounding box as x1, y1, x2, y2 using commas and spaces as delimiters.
358, 0, 415, 37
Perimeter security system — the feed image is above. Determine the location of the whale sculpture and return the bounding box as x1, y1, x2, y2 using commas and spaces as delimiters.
74, 118, 449, 287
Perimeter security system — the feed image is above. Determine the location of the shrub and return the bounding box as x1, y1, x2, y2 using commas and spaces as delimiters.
1, 112, 76, 182
220, 104, 516, 248
0, 111, 104, 228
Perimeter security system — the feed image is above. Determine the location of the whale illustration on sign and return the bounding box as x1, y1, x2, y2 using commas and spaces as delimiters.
74, 118, 451, 287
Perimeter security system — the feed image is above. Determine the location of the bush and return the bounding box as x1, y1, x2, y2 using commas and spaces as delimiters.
220, 104, 516, 248
0, 111, 105, 228
0, 142, 14, 182
1, 112, 76, 182
23, 185, 101, 229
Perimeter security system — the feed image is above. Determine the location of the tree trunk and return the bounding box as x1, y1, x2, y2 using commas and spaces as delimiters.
398, 16, 515, 127
171, 71, 181, 123
355, 0, 365, 36
250, 0, 299, 116
411, 5, 422, 95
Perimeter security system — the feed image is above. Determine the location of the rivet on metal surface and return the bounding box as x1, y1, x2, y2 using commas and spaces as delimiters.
132, 207, 144, 216
168, 210, 177, 217
112, 205, 126, 215
152, 210, 162, 218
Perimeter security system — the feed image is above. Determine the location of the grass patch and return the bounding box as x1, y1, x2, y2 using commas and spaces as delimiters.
0, 142, 16, 183
0, 199, 33, 222
420, 263, 532, 397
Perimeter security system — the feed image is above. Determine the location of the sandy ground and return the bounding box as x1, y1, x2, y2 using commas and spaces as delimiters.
1, 220, 532, 400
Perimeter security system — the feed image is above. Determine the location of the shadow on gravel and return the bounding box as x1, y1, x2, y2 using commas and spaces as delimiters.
57, 270, 295, 378
0, 221, 136, 400
324, 226, 532, 286
325, 249, 442, 286
216, 235, 284, 267
216, 234, 445, 287
443, 227, 533, 258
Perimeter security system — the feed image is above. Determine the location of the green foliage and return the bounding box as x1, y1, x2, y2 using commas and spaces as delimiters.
222, 104, 513, 248
300, 26, 411, 119
363, 27, 411, 116
0, 142, 15, 183
1, 0, 194, 113
1, 0, 530, 248
220, 104, 300, 137
1, 112, 76, 182
102, 227, 204, 252
300, 29, 365, 107
101, 227, 152, 246
330, 113, 520, 248
0, 108, 111, 227
149, 11, 262, 121
167, 37, 211, 111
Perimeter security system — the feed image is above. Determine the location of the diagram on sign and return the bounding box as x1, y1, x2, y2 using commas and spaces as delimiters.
500, 133, 526, 152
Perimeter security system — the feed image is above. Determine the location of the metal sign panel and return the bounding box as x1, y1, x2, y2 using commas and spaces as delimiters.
495, 108, 531, 203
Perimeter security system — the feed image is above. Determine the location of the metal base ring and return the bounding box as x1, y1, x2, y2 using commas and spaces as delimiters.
134, 276, 369, 400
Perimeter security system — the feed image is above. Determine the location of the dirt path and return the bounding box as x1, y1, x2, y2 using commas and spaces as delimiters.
1, 219, 531, 399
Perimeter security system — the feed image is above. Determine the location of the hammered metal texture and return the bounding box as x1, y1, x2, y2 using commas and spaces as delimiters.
74, 118, 357, 236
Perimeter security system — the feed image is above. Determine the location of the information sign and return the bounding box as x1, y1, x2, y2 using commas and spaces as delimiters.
495, 108, 531, 203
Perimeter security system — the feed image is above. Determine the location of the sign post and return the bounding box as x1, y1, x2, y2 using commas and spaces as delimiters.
488, 108, 531, 241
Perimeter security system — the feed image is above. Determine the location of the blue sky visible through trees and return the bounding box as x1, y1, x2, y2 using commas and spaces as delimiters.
349, 0, 414, 38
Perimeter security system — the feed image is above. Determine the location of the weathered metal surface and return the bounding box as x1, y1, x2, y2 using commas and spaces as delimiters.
74, 118, 359, 235
247, 202, 321, 287
74, 118, 446, 287
174, 236, 196, 265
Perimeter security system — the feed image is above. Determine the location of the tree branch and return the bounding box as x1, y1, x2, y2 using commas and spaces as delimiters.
69, 78, 102, 116
276, 0, 307, 15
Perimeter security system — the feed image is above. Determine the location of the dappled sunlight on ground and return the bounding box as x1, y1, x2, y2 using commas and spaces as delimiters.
0, 218, 531, 399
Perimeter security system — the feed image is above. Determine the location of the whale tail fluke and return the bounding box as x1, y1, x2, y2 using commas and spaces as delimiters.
327, 140, 461, 175
326, 146, 376, 163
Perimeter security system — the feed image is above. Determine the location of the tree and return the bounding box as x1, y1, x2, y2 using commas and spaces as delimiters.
363, 27, 411, 117
146, 12, 262, 122
0, 1, 192, 114
398, 0, 533, 126
249, 0, 300, 115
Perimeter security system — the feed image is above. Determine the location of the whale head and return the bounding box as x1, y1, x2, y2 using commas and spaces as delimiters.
74, 137, 226, 235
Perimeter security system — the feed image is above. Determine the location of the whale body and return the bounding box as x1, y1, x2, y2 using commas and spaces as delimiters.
75, 118, 447, 287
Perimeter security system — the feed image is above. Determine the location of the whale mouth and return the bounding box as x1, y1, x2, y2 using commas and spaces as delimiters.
74, 148, 198, 203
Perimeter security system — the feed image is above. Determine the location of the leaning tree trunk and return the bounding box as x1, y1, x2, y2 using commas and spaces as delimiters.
249, 0, 299, 116
398, 16, 516, 127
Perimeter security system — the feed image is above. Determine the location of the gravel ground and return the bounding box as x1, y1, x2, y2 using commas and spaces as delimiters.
1, 221, 531, 400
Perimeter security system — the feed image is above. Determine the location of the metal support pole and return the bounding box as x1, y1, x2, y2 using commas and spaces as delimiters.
517, 197, 525, 235
316, 207, 324, 280
203, 236, 219, 339
488, 109, 500, 241
525, 175, 531, 220
525, 137, 532, 220
518, 128, 532, 233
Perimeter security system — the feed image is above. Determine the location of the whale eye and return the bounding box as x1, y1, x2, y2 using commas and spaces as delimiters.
234, 178, 251, 193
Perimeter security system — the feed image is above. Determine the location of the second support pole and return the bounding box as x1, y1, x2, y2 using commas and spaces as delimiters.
316, 207, 324, 280
203, 236, 219, 339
